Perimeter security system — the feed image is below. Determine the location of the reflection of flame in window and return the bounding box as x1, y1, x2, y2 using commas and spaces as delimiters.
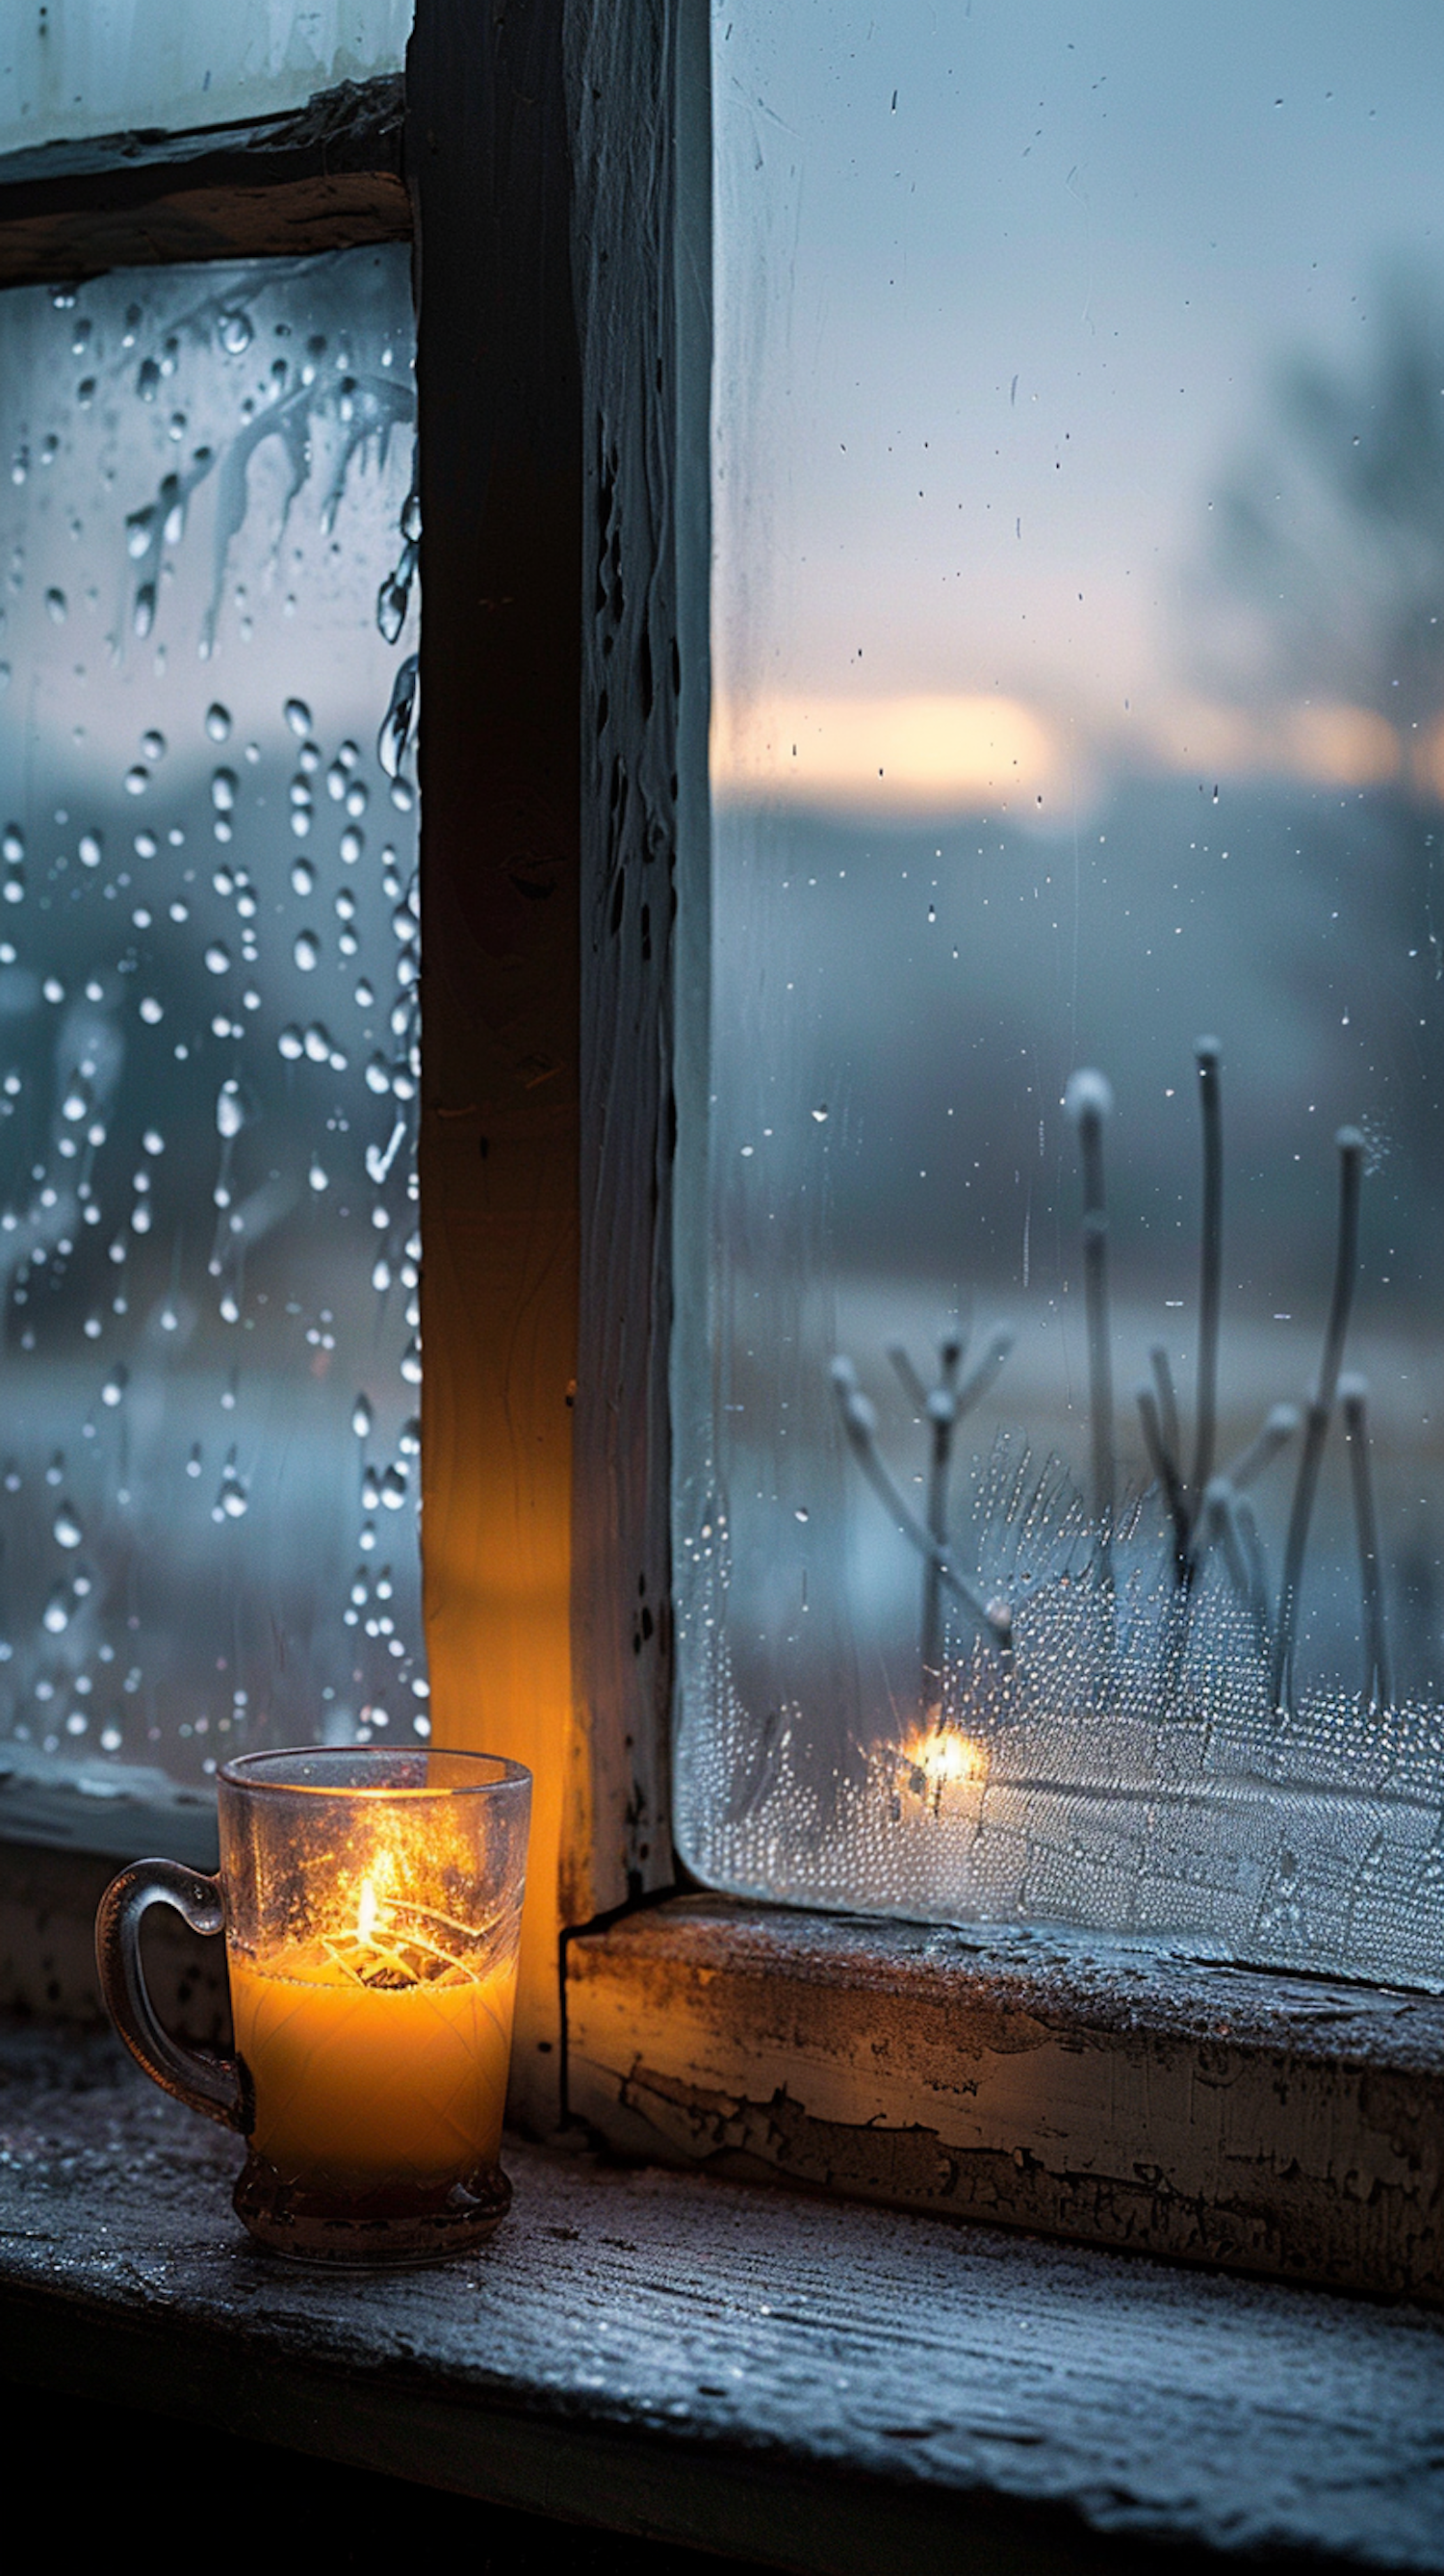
356, 1876, 379, 1946
898, 1729, 989, 1794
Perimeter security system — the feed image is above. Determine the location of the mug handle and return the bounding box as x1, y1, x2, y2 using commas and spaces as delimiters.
95, 1859, 249, 2132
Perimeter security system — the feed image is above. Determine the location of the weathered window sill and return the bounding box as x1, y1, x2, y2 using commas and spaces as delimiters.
567, 1896, 1444, 2301
2, 2019, 1442, 2574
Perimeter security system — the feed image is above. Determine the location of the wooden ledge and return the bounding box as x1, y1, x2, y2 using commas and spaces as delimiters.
565, 1896, 1444, 2300
2, 2020, 1443, 2574
0, 76, 408, 281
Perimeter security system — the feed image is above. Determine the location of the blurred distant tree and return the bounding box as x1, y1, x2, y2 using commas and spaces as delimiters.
1199, 273, 1444, 743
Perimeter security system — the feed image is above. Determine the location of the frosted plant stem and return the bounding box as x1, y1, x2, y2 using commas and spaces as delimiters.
1271, 1127, 1365, 1713
1232, 1492, 1275, 1660
1341, 1375, 1392, 1711
1225, 1403, 1300, 1492
1066, 1070, 1115, 1577
1149, 1344, 1183, 1492
831, 1360, 1012, 1649
1192, 1039, 1224, 1506
1138, 1381, 1191, 1580
954, 1326, 1015, 1420
921, 1371, 960, 1721
921, 1333, 967, 1712
887, 1343, 930, 1412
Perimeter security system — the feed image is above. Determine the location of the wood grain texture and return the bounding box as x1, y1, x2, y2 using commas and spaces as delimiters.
3, 2021, 1443, 2573
566, 1896, 1444, 2300
0, 76, 407, 282
410, 0, 582, 2127
564, 0, 709, 1919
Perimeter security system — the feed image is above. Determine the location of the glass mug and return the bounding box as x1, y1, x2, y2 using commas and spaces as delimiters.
96, 1747, 531, 2265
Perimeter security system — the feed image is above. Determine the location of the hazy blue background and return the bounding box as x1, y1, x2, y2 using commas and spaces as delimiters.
688, 0, 1444, 1843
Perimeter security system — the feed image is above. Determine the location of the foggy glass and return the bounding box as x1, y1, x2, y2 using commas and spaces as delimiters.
0, 246, 423, 1789
0, 4, 412, 156
678, 0, 1444, 1981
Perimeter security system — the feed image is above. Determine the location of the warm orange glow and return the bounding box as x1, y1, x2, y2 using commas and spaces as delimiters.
713, 691, 1068, 813
230, 1947, 516, 2187
897, 1727, 991, 1791
715, 686, 1412, 811
1283, 701, 1399, 787
232, 1816, 520, 2189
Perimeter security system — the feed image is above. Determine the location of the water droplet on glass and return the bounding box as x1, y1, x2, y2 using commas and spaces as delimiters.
345, 780, 369, 820
133, 585, 156, 637
277, 1025, 304, 1061
78, 832, 101, 867
378, 655, 418, 780
42, 1584, 71, 1635
216, 1082, 244, 1139
138, 996, 163, 1024
812, 1106, 829, 1123
285, 698, 312, 737
400, 1339, 422, 1385
294, 931, 320, 972
303, 1023, 331, 1063
361, 1467, 381, 1511
101, 1366, 128, 1407
141, 728, 166, 761
210, 767, 237, 813
125, 505, 155, 561
291, 859, 315, 897
326, 760, 348, 802
341, 828, 364, 865
376, 576, 409, 645
205, 703, 232, 742
219, 311, 253, 355
53, 1505, 83, 1550
365, 1054, 392, 1095
351, 1396, 374, 1441
308, 1160, 328, 1192
137, 356, 160, 399
372, 1255, 392, 1293
381, 1465, 407, 1509
204, 943, 231, 975
124, 764, 148, 796
45, 587, 66, 623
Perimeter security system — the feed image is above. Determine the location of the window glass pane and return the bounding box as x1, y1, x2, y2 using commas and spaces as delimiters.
679, 0, 1444, 1982
0, 3, 411, 156
0, 246, 422, 1785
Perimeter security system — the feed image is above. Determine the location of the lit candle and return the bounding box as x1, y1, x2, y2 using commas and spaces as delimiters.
228, 1860, 518, 2189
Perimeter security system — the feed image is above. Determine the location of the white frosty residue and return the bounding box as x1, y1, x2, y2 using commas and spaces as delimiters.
676, 1439, 1444, 1989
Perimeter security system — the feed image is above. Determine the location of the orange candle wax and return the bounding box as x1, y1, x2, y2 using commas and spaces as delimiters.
229, 1942, 517, 2187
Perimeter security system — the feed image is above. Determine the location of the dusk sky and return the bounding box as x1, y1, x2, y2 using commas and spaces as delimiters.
712, 0, 1444, 811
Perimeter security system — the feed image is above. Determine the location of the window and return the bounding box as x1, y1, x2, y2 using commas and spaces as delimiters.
677, 0, 1444, 1996
1, 0, 1437, 2304
0, 248, 424, 1790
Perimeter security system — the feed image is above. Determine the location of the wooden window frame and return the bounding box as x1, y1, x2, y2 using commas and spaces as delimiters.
0, 0, 1438, 2309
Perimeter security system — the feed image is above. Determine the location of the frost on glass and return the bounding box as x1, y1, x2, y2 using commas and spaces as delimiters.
0, 4, 413, 156
678, 0, 1444, 1984
0, 246, 423, 1786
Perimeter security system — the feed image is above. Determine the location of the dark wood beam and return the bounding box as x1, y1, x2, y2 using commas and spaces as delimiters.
0, 75, 407, 283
